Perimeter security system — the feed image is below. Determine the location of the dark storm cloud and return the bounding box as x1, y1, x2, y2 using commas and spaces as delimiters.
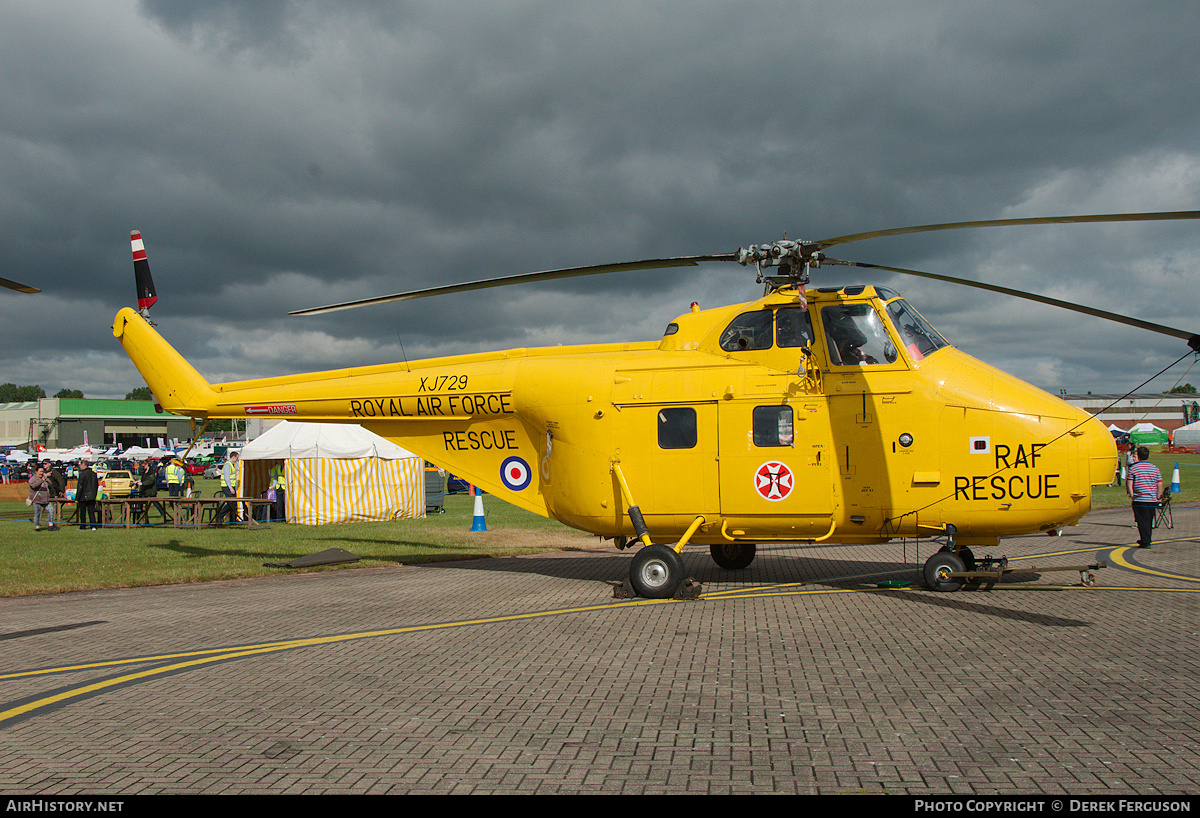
1, 0, 1198, 398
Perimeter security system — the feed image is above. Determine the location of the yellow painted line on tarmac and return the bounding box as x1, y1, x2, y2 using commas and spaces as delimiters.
703, 586, 887, 600
0, 641, 301, 681
0, 597, 672, 726
1082, 585, 1200, 593
1108, 545, 1200, 583
6, 540, 1199, 727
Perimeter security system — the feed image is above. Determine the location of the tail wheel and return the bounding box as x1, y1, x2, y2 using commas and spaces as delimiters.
923, 550, 966, 592
630, 545, 684, 599
709, 543, 756, 570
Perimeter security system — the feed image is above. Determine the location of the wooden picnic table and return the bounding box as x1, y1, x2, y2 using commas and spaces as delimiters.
96, 497, 273, 529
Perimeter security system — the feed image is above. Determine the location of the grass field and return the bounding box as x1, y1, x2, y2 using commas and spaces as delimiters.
0, 479, 590, 598
1, 451, 1194, 598
1091, 450, 1200, 507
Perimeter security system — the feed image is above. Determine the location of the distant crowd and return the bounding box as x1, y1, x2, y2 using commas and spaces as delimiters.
11, 452, 284, 530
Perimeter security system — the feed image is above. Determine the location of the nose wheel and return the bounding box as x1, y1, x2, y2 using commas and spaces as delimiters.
630, 545, 684, 599
923, 549, 966, 592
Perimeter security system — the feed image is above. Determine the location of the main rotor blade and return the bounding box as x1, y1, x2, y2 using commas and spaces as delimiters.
290, 254, 736, 316
816, 210, 1200, 251
0, 277, 39, 294
823, 257, 1200, 350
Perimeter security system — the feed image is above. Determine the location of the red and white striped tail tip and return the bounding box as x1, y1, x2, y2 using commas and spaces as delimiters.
130, 230, 147, 262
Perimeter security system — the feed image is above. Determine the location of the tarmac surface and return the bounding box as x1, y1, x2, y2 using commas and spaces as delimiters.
0, 506, 1197, 795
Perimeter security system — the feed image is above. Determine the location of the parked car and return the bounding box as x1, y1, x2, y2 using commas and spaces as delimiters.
446, 474, 471, 494
203, 463, 223, 479
99, 469, 135, 498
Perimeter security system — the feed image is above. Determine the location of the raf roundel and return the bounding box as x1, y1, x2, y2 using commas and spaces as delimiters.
500, 456, 533, 491
754, 460, 794, 502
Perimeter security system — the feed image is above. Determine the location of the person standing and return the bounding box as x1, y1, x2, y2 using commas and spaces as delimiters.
135, 461, 163, 524
268, 461, 286, 522
215, 452, 240, 524
1127, 446, 1163, 549
28, 464, 57, 532
166, 458, 185, 498
76, 459, 100, 530
48, 462, 67, 509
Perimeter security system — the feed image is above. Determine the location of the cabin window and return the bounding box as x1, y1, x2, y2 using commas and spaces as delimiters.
885, 298, 949, 361
776, 307, 814, 348
820, 304, 898, 366
719, 310, 773, 351
753, 406, 794, 447
657, 407, 697, 449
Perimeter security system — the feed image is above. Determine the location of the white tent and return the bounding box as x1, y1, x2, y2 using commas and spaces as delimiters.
238, 421, 424, 525
121, 446, 176, 461
1171, 420, 1200, 448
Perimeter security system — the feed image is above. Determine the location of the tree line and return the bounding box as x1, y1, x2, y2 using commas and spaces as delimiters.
0, 383, 155, 401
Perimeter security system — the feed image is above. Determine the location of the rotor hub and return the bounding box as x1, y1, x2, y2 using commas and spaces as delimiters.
737, 240, 822, 288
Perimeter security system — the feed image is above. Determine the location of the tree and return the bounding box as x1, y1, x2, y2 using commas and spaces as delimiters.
125, 386, 153, 401
1169, 383, 1197, 394
54, 388, 84, 399
0, 383, 46, 402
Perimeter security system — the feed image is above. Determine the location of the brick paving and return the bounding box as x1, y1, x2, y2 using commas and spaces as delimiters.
0, 506, 1196, 795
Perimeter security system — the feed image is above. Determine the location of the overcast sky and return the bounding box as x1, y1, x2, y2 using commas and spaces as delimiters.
3, 0, 1199, 401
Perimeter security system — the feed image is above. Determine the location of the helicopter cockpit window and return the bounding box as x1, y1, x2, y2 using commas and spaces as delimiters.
884, 298, 949, 362
753, 405, 794, 447
775, 307, 814, 348
719, 310, 773, 352
821, 304, 898, 366
658, 407, 697, 449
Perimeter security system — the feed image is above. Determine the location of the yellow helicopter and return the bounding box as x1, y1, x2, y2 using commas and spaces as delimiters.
113, 212, 1200, 598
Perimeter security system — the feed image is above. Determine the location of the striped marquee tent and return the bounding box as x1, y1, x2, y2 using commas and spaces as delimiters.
238, 421, 424, 525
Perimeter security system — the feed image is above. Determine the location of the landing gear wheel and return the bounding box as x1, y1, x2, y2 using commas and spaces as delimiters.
630, 545, 684, 599
710, 543, 756, 570
923, 550, 966, 592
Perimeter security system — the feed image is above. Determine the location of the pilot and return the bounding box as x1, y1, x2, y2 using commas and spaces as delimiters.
823, 307, 871, 365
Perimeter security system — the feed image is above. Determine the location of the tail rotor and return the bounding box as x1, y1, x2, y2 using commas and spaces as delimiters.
131, 230, 157, 320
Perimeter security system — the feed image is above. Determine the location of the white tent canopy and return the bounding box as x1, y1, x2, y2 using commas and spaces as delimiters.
237, 421, 424, 525
1172, 420, 1200, 447
239, 420, 418, 461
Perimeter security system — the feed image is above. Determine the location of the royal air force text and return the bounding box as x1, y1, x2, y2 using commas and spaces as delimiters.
349, 392, 512, 419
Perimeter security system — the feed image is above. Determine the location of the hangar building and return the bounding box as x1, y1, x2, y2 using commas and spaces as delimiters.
0, 398, 193, 451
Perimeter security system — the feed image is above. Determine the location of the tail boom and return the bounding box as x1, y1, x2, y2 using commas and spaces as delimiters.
113, 308, 218, 416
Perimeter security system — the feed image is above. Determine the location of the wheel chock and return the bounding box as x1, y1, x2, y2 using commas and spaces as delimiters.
675, 578, 703, 600
610, 580, 636, 599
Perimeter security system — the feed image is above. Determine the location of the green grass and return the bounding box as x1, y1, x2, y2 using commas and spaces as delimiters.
0, 480, 578, 598
1090, 451, 1200, 508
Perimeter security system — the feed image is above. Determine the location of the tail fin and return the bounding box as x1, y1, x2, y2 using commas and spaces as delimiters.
112, 308, 217, 417
131, 230, 157, 317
